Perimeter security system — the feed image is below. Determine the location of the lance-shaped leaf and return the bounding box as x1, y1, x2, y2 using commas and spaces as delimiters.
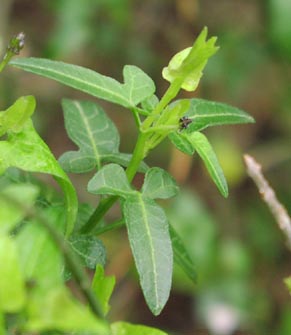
0, 235, 26, 312
169, 224, 197, 283
123, 194, 173, 315
188, 132, 228, 197
0, 95, 35, 136
92, 265, 115, 316
0, 99, 77, 236
88, 163, 133, 198
59, 99, 148, 173
111, 321, 169, 335
10, 58, 155, 108
141, 167, 179, 199
162, 27, 218, 92
178, 98, 255, 132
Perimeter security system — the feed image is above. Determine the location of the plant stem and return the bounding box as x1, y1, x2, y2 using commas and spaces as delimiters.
80, 196, 118, 234
0, 32, 25, 73
95, 218, 125, 236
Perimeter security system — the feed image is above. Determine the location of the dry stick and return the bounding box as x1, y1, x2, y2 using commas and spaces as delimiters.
244, 154, 291, 249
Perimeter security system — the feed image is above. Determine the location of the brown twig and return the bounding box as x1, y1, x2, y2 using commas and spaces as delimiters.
244, 154, 291, 249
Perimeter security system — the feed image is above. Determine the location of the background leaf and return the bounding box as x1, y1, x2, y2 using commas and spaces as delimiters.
169, 224, 197, 283
0, 235, 26, 312
141, 167, 179, 199
180, 98, 254, 132
0, 96, 35, 136
188, 132, 228, 197
15, 207, 65, 290
111, 321, 169, 335
123, 194, 173, 315
25, 286, 109, 334
10, 58, 155, 108
0, 184, 39, 233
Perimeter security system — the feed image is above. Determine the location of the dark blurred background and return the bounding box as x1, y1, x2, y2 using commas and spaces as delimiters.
1, 0, 291, 334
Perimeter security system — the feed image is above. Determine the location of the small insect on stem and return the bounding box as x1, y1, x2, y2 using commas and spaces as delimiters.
179, 116, 192, 130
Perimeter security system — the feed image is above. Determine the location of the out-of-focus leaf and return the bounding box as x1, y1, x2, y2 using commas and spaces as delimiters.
25, 286, 109, 334
111, 321, 169, 335
0, 184, 39, 233
92, 265, 115, 316
10, 58, 155, 108
268, 0, 291, 59
123, 194, 173, 315
169, 224, 197, 283
141, 167, 179, 199
15, 207, 65, 290
0, 96, 35, 136
69, 235, 106, 269
0, 235, 26, 312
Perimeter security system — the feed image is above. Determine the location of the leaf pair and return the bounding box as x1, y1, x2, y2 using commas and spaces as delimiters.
88, 165, 177, 315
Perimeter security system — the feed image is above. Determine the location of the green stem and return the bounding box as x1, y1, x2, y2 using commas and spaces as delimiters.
95, 218, 125, 236
80, 196, 118, 234
0, 32, 25, 73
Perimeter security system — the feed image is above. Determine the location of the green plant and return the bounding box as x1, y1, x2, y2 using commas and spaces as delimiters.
0, 28, 254, 334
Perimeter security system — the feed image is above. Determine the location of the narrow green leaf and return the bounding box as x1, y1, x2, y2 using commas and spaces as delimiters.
123, 194, 173, 315
69, 235, 106, 269
88, 163, 133, 198
0, 235, 26, 312
168, 132, 195, 155
15, 207, 65, 289
10, 58, 155, 108
188, 132, 228, 197
142, 167, 179, 199
0, 184, 39, 233
0, 96, 35, 136
179, 98, 255, 132
25, 286, 110, 334
169, 224, 197, 283
92, 265, 115, 316
111, 321, 169, 335
0, 119, 77, 235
